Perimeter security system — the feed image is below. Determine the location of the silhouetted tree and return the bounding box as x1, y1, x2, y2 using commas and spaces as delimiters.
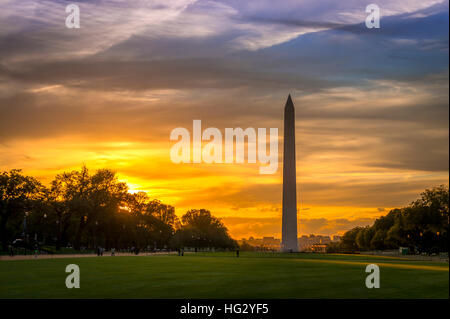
339, 185, 449, 253
0, 170, 42, 250
173, 209, 237, 250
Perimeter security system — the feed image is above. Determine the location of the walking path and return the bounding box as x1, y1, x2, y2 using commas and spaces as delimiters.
0, 251, 176, 261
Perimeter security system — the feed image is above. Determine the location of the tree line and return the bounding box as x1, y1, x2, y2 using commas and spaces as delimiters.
328, 185, 449, 254
0, 167, 237, 252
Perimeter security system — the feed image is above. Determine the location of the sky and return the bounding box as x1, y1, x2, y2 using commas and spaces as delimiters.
0, 0, 448, 239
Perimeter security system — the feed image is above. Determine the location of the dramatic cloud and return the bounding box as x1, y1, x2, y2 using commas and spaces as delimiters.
0, 0, 448, 238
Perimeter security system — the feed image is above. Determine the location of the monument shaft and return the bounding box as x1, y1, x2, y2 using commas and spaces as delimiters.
282, 95, 298, 252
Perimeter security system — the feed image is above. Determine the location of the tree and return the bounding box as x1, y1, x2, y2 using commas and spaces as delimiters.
175, 209, 236, 250
0, 167, 198, 253
339, 186, 449, 253
385, 220, 404, 248
43, 176, 74, 250
146, 200, 178, 248
341, 227, 362, 252
44, 167, 129, 250
370, 229, 387, 250
147, 200, 178, 228
0, 170, 42, 250
355, 226, 373, 251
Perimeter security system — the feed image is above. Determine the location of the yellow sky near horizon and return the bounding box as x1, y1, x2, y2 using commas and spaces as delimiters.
2, 121, 447, 239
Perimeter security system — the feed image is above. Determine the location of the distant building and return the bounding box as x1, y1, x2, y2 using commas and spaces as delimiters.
298, 234, 334, 252
240, 234, 341, 252
310, 244, 327, 253
239, 236, 281, 250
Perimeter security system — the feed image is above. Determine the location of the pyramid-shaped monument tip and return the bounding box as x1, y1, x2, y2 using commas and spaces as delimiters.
285, 94, 294, 109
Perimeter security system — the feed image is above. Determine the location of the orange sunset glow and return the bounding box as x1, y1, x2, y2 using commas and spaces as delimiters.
1, 0, 448, 240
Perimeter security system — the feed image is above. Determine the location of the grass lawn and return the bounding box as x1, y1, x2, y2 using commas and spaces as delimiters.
0, 252, 448, 298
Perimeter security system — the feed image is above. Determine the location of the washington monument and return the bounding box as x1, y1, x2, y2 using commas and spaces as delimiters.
282, 95, 298, 252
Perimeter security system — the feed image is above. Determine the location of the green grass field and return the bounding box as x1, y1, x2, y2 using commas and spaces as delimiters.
0, 252, 448, 298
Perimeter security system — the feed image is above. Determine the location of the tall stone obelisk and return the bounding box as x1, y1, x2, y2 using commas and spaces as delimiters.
282, 94, 298, 252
